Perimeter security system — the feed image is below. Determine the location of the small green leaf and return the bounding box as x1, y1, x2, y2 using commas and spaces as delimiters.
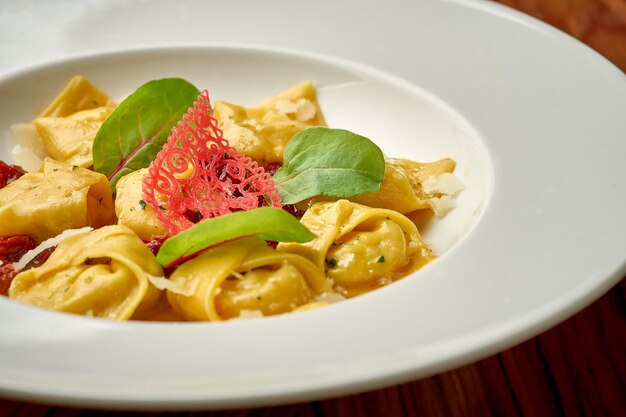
273, 127, 385, 204
156, 207, 315, 267
92, 78, 200, 190
377, 256, 385, 263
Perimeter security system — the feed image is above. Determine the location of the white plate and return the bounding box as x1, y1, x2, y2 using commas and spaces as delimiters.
1, 0, 626, 411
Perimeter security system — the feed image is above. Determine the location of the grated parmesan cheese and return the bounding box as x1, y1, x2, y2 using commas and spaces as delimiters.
314, 292, 345, 304
337, 253, 354, 268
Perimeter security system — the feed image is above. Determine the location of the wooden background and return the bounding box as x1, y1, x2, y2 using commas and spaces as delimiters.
1, 1, 625, 416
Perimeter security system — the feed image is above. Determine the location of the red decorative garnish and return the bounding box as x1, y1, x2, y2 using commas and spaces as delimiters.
143, 90, 281, 235
0, 161, 26, 189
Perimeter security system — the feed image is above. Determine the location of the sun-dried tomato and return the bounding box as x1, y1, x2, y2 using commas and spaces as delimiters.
0, 264, 17, 296
28, 246, 55, 268
0, 235, 37, 264
0, 235, 37, 296
0, 161, 26, 189
143, 90, 281, 235
144, 235, 168, 256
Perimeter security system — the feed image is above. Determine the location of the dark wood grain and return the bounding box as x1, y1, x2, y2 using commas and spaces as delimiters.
497, 0, 626, 71
2, 1, 625, 416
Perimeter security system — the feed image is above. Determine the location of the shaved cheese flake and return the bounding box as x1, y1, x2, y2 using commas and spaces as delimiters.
11, 123, 47, 172
295, 98, 316, 122
422, 173, 464, 196
12, 226, 93, 271
429, 195, 456, 217
146, 274, 193, 296
421, 172, 464, 216
275, 99, 298, 114
236, 309, 265, 319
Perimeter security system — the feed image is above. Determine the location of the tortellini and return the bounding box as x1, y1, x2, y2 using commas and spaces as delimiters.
278, 200, 435, 296
294, 158, 458, 216
4, 76, 461, 322
350, 158, 457, 214
33, 106, 114, 168
9, 225, 162, 320
115, 168, 167, 240
0, 158, 115, 242
39, 75, 112, 118
214, 81, 327, 164
167, 238, 332, 321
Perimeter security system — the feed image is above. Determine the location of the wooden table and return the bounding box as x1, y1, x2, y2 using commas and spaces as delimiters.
2, 1, 625, 415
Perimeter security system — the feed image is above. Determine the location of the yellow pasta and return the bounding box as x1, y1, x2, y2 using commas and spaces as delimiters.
278, 200, 435, 296
351, 158, 456, 214
39, 75, 112, 118
0, 158, 115, 242
2, 76, 462, 322
33, 106, 114, 168
115, 168, 167, 240
9, 225, 162, 320
167, 237, 332, 321
296, 158, 457, 215
214, 81, 327, 164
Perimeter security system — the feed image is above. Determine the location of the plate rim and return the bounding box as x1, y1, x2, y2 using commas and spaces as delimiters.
0, 0, 625, 410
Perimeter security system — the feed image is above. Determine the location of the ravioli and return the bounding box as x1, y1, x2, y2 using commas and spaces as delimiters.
351, 158, 456, 214
39, 75, 112, 118
278, 200, 435, 296
33, 106, 114, 168
214, 81, 327, 164
0, 158, 115, 242
115, 168, 167, 240
4, 76, 461, 322
9, 225, 162, 320
167, 237, 332, 321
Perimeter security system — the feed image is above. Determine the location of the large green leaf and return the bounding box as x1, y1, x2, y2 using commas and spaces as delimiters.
273, 127, 386, 204
92, 78, 199, 189
156, 207, 315, 267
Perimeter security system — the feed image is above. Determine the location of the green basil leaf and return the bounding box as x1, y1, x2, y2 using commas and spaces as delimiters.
92, 78, 200, 189
273, 127, 386, 204
156, 207, 315, 267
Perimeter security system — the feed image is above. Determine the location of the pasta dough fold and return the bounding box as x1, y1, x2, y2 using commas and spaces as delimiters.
9, 225, 162, 320
39, 75, 112, 118
279, 200, 435, 296
351, 158, 456, 214
167, 238, 331, 321
294, 159, 458, 215
33, 106, 114, 168
0, 158, 115, 242
214, 81, 327, 164
115, 168, 167, 240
